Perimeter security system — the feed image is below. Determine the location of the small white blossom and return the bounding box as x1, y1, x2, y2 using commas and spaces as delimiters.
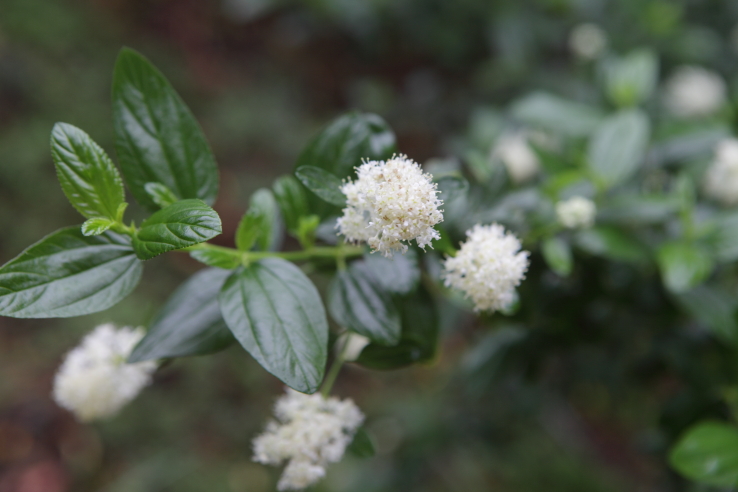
337, 332, 371, 362
253, 389, 364, 491
443, 224, 529, 313
704, 138, 738, 205
493, 132, 540, 184
664, 66, 726, 118
569, 23, 607, 60
337, 155, 443, 257
52, 324, 156, 422
556, 196, 597, 229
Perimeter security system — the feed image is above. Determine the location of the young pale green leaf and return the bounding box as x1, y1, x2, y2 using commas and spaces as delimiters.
435, 175, 469, 205
575, 226, 648, 264
235, 211, 261, 252
129, 268, 235, 362
81, 217, 115, 236
241, 188, 283, 252
357, 287, 438, 370
218, 258, 328, 393
132, 199, 222, 260
295, 166, 346, 207
144, 182, 179, 209
112, 48, 219, 211
348, 428, 376, 458
51, 122, 125, 220
509, 92, 605, 137
657, 242, 713, 293
354, 249, 419, 295
587, 109, 650, 187
0, 227, 142, 318
273, 175, 308, 234
189, 248, 240, 269
673, 285, 738, 342
541, 236, 573, 277
604, 48, 658, 107
670, 421, 738, 488
328, 265, 401, 346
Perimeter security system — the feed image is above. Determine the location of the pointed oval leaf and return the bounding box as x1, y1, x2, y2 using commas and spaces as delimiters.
189, 248, 240, 269
0, 227, 142, 318
328, 265, 400, 346
587, 109, 650, 187
112, 48, 219, 211
295, 166, 346, 207
132, 199, 222, 260
81, 217, 115, 236
670, 421, 738, 488
51, 122, 125, 220
129, 268, 235, 362
218, 258, 328, 393
273, 175, 308, 234
238, 188, 283, 252
354, 249, 419, 295
144, 182, 179, 209
657, 242, 714, 293
510, 92, 605, 137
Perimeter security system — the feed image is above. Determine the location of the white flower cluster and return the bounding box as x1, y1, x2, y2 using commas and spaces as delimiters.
704, 138, 738, 206
556, 196, 596, 229
443, 224, 529, 313
52, 324, 156, 422
493, 132, 540, 184
337, 155, 443, 257
252, 389, 364, 491
664, 66, 726, 118
569, 23, 608, 60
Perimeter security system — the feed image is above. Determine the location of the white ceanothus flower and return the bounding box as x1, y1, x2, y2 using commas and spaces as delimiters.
336, 155, 443, 257
569, 23, 607, 60
556, 196, 597, 229
492, 132, 540, 184
443, 224, 529, 313
704, 138, 738, 205
52, 324, 157, 422
252, 389, 364, 491
664, 66, 726, 118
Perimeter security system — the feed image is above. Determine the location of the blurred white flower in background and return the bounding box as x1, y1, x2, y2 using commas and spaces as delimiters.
252, 389, 364, 491
443, 224, 529, 313
704, 138, 738, 205
52, 324, 156, 422
493, 132, 541, 184
337, 155, 443, 257
569, 23, 608, 60
556, 196, 597, 229
664, 66, 726, 118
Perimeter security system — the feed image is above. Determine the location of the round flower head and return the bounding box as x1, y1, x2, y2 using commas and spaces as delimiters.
443, 224, 529, 313
704, 138, 738, 205
252, 388, 364, 491
52, 324, 156, 422
493, 132, 540, 184
556, 196, 596, 229
664, 66, 726, 118
569, 23, 607, 60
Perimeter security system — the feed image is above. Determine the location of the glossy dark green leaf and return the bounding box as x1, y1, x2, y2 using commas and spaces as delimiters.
218, 258, 328, 393
189, 248, 240, 269
357, 287, 438, 370
575, 226, 648, 264
133, 199, 222, 260
354, 249, 419, 294
112, 48, 218, 211
129, 268, 235, 362
51, 122, 125, 220
0, 227, 142, 318
673, 285, 738, 342
144, 182, 179, 209
435, 175, 469, 205
328, 265, 400, 345
587, 109, 650, 187
509, 92, 605, 137
273, 175, 308, 234
348, 428, 376, 458
295, 166, 346, 207
670, 421, 738, 487
541, 236, 573, 277
657, 242, 713, 293
81, 217, 115, 236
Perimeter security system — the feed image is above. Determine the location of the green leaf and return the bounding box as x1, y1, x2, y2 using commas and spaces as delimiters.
657, 242, 713, 293
144, 182, 179, 209
51, 122, 125, 220
132, 199, 222, 260
509, 92, 605, 137
240, 188, 283, 252
81, 217, 115, 236
435, 175, 469, 205
112, 48, 219, 211
218, 258, 328, 393
328, 265, 401, 345
0, 227, 142, 318
129, 268, 235, 362
708, 212, 738, 263
597, 194, 680, 225
348, 428, 376, 458
354, 249, 419, 295
604, 48, 659, 107
587, 109, 650, 187
541, 236, 573, 277
295, 166, 346, 207
670, 421, 738, 488
273, 175, 308, 234
189, 248, 240, 269
673, 285, 738, 342
575, 226, 648, 263
357, 287, 438, 370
